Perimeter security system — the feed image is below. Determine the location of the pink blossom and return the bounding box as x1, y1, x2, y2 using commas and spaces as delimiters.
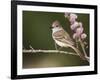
78, 22, 83, 28
73, 33, 79, 39
76, 27, 83, 36
81, 33, 87, 39
70, 21, 79, 30
64, 12, 70, 18
69, 13, 78, 24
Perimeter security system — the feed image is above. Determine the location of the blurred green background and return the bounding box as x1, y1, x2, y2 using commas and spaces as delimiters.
23, 11, 89, 69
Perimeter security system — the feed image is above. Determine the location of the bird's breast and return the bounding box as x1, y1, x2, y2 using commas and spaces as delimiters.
52, 27, 63, 33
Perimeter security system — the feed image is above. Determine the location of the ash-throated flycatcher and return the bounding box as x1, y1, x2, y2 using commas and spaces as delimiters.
51, 20, 85, 60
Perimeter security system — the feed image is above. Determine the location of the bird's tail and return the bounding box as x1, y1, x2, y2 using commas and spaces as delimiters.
69, 45, 87, 60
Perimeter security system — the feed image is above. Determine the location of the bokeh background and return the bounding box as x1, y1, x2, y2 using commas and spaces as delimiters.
22, 11, 89, 69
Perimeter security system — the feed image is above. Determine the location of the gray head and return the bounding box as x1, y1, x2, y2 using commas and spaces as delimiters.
51, 20, 61, 29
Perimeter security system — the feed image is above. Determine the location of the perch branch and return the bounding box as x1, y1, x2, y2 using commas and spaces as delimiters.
23, 45, 89, 62
23, 49, 78, 56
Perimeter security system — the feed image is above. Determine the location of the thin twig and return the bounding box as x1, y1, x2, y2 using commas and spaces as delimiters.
79, 38, 90, 62
54, 42, 58, 50
23, 49, 78, 56
23, 49, 89, 62
29, 45, 34, 50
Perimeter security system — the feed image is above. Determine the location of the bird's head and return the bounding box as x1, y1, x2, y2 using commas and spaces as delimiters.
50, 20, 61, 29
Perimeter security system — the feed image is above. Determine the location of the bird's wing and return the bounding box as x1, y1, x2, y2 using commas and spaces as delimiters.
52, 29, 74, 46
63, 29, 74, 44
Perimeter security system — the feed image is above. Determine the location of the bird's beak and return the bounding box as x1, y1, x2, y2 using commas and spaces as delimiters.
49, 26, 53, 29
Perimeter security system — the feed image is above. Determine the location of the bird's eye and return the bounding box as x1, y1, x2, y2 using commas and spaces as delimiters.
56, 25, 58, 27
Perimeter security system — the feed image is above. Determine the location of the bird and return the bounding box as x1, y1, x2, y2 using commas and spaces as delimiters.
51, 20, 85, 60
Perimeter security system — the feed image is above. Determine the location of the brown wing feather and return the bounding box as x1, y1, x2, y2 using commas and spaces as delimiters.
52, 30, 74, 46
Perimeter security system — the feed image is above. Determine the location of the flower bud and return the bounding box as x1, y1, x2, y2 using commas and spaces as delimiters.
76, 27, 83, 36
81, 33, 87, 39
79, 22, 83, 28
73, 33, 79, 39
69, 13, 78, 24
70, 21, 79, 30
64, 12, 70, 18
